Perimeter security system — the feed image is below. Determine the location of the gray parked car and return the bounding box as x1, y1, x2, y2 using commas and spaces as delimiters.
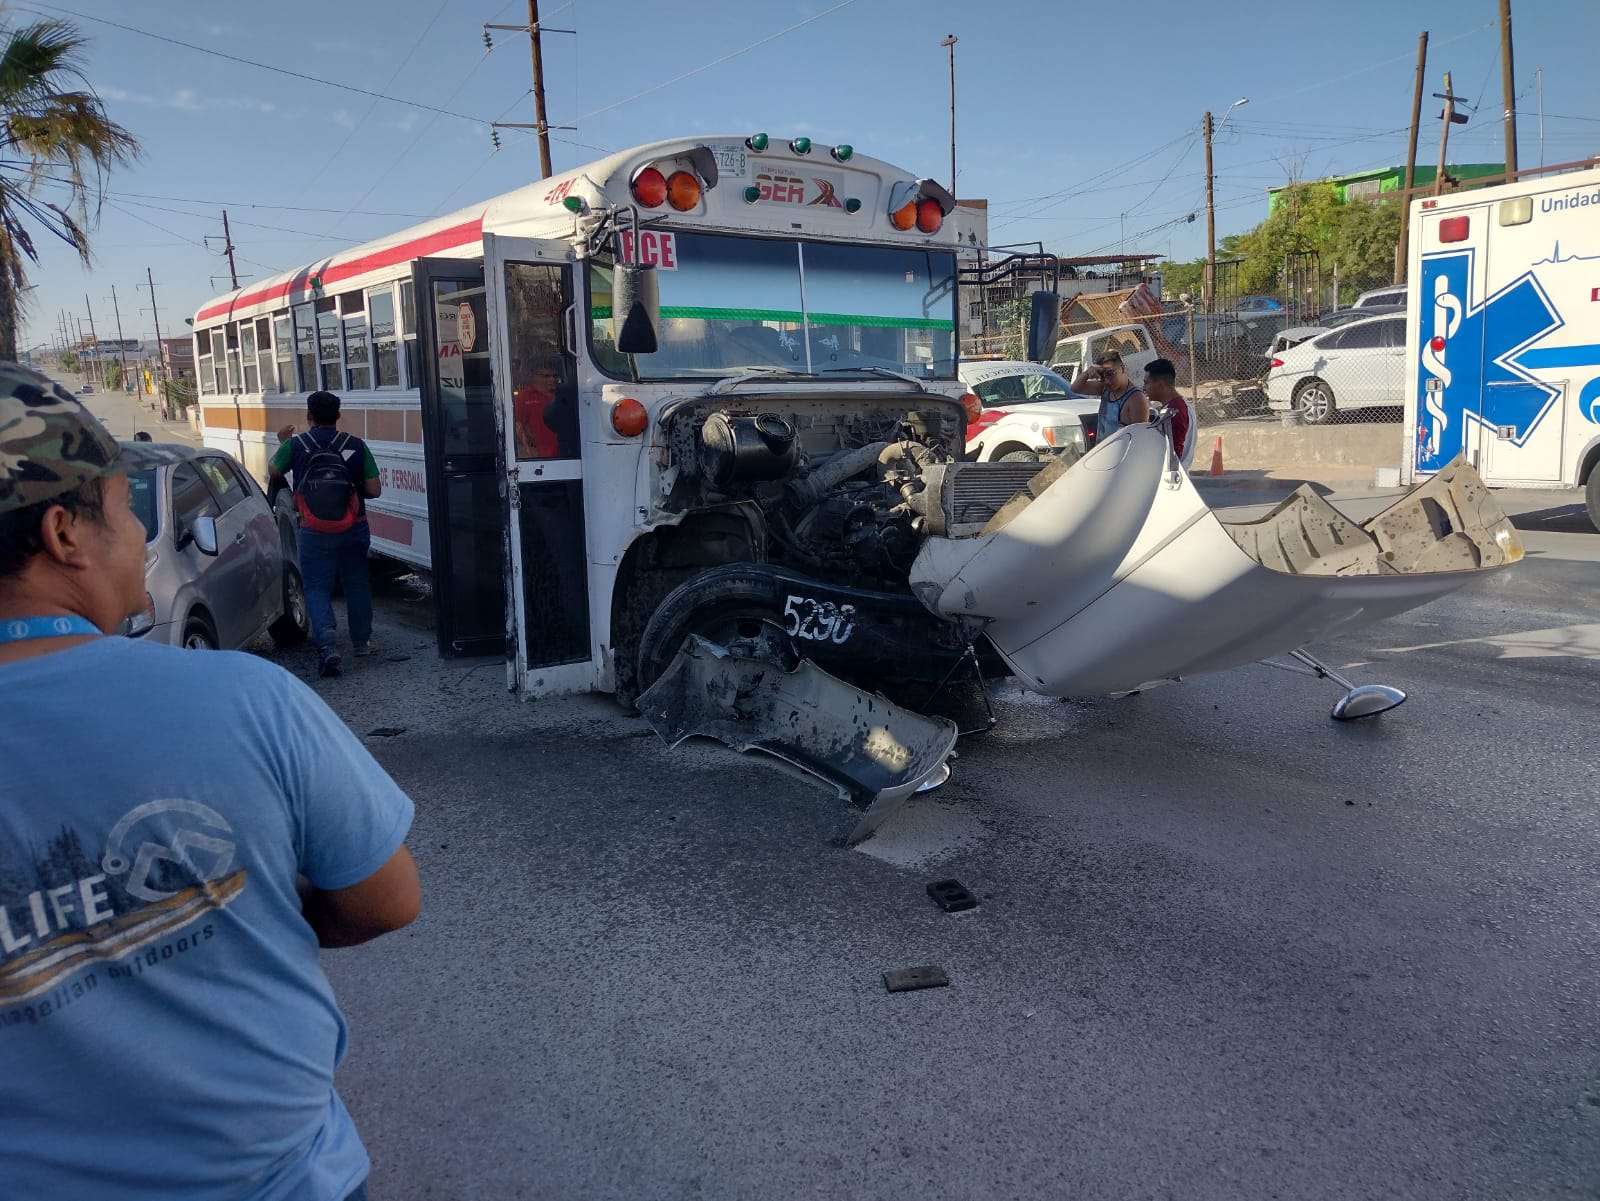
122, 443, 309, 650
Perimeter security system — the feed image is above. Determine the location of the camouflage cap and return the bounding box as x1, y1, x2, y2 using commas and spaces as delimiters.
0, 363, 188, 514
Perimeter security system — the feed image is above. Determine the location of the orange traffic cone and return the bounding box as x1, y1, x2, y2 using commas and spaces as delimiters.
1208, 435, 1224, 477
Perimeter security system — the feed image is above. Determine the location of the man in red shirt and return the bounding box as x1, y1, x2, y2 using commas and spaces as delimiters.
513, 360, 563, 460
1143, 358, 1195, 468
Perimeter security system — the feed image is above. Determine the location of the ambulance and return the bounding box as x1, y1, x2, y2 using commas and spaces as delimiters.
1401, 165, 1600, 530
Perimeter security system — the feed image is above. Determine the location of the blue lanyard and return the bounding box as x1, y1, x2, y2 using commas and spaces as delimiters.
0, 615, 102, 645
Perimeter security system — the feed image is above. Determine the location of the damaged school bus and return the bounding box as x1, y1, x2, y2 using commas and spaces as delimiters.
193, 135, 1521, 835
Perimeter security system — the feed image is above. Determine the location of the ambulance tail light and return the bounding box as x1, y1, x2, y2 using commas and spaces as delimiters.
916, 198, 943, 234
961, 391, 983, 422
666, 171, 701, 211
631, 167, 667, 209
1439, 215, 1470, 243
611, 398, 648, 437
1429, 336, 1445, 353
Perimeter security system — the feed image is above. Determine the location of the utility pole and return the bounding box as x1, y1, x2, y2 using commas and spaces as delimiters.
526, 0, 552, 178
1498, 0, 1518, 183
221, 209, 240, 289
1433, 72, 1458, 198
84, 294, 102, 390
1535, 64, 1544, 169
1203, 110, 1216, 312
145, 266, 169, 417
941, 34, 958, 198
109, 285, 132, 399
1395, 30, 1430, 283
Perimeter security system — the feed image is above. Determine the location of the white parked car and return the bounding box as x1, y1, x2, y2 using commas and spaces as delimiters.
1353, 283, 1407, 309
1264, 314, 1406, 424
957, 360, 1095, 462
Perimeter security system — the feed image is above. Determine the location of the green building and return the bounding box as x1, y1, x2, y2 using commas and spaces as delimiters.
1267, 163, 1505, 211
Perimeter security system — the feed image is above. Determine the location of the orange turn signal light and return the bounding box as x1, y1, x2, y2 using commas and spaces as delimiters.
666, 170, 702, 211
890, 200, 917, 231
611, 397, 648, 437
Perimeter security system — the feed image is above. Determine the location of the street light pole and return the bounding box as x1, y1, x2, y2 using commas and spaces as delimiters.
1203, 97, 1248, 313
941, 34, 958, 198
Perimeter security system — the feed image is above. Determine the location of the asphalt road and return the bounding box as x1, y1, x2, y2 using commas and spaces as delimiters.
278, 502, 1600, 1200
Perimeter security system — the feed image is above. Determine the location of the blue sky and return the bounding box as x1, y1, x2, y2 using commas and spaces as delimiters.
14, 0, 1599, 353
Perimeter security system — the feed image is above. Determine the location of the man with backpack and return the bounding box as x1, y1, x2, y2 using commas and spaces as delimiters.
268, 391, 382, 678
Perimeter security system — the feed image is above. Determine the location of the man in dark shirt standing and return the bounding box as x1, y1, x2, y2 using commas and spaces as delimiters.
268, 390, 382, 678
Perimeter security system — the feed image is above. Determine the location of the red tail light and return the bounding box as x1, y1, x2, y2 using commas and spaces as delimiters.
961, 391, 983, 422
631, 167, 667, 208
1439, 215, 1470, 243
1270, 357, 1285, 369
916, 197, 943, 234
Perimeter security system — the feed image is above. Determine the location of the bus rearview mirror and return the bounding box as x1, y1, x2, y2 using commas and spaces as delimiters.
613, 262, 660, 355
1026, 291, 1061, 363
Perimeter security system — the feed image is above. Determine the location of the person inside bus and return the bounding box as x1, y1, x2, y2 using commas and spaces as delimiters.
512, 355, 564, 459
1072, 349, 1149, 441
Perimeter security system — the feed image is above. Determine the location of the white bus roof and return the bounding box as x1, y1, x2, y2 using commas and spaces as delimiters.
194, 134, 958, 326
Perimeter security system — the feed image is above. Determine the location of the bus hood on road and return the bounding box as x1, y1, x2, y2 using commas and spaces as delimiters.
910, 426, 1522, 697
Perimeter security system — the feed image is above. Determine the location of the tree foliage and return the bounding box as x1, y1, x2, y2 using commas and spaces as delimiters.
1155, 186, 1403, 307
0, 16, 139, 359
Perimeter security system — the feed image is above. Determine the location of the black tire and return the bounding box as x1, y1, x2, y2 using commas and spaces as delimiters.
998, 448, 1042, 463
269, 566, 311, 648
1586, 470, 1600, 535
636, 568, 793, 695
182, 614, 218, 651
1294, 379, 1336, 425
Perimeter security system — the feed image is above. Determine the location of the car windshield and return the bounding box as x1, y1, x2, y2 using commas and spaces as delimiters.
588, 231, 957, 381
128, 469, 158, 542
970, 370, 1075, 406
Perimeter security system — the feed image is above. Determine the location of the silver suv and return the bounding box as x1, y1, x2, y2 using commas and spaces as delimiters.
123, 444, 309, 650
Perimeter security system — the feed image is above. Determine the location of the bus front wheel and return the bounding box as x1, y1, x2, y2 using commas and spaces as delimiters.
1586, 469, 1600, 534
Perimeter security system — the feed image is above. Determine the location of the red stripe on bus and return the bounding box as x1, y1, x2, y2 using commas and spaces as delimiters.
365, 511, 414, 547
195, 215, 484, 323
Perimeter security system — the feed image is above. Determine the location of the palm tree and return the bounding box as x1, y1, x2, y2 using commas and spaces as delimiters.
0, 14, 137, 360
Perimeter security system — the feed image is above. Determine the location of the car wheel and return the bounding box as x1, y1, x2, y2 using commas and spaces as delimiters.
1586, 470, 1600, 534
1295, 379, 1336, 425
999, 449, 1042, 463
269, 566, 311, 648
182, 615, 218, 651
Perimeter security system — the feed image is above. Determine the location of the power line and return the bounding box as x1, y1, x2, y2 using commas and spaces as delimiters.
577, 0, 861, 122
288, 0, 454, 206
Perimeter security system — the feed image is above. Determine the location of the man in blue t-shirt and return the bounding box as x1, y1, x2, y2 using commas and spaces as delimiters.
0, 365, 421, 1201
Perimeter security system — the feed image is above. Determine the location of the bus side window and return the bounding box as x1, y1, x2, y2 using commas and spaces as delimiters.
504, 262, 577, 461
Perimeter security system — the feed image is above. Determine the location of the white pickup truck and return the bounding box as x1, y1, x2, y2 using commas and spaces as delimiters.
1050, 323, 1161, 381
957, 360, 1096, 462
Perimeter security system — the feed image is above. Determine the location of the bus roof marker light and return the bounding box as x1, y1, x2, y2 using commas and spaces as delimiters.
561, 195, 585, 214
746, 132, 769, 152
890, 200, 917, 231
743, 185, 761, 204
844, 197, 862, 214
666, 171, 702, 211
790, 137, 811, 155
831, 144, 853, 162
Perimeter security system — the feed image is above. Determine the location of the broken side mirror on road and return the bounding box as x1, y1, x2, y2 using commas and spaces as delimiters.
1026, 290, 1061, 363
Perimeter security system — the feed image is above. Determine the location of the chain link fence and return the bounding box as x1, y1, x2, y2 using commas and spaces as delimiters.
960, 263, 1409, 489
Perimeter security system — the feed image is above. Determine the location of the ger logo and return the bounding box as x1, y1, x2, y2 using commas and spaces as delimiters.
1417, 248, 1600, 472
102, 798, 236, 904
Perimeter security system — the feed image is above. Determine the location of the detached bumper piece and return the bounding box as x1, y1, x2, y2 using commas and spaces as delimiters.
637, 636, 958, 844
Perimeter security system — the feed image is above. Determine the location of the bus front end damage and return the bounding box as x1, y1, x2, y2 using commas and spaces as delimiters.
633, 391, 1521, 835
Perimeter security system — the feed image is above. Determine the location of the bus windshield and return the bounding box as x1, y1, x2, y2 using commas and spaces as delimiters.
588, 232, 957, 381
